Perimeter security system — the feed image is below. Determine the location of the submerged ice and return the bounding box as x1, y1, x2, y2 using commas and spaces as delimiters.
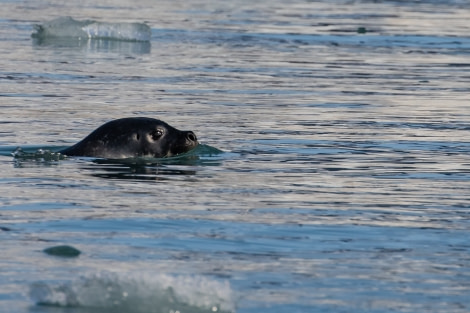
32, 16, 151, 41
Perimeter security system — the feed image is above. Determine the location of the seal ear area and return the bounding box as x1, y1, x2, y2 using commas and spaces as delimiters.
132, 133, 141, 141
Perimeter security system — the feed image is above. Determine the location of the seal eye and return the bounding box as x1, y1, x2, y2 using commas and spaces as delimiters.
151, 129, 164, 141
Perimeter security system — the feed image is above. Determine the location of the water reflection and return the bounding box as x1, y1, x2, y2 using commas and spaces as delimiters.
85, 146, 225, 180
7, 144, 224, 180
32, 38, 151, 54
88, 158, 198, 181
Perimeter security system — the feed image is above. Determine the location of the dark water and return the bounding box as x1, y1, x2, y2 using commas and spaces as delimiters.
1, 0, 470, 312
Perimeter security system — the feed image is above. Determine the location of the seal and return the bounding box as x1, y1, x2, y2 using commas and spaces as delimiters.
60, 117, 198, 158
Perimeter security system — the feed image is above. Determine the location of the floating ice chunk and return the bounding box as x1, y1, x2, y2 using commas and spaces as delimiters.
32, 16, 151, 42
30, 271, 236, 313
82, 22, 151, 41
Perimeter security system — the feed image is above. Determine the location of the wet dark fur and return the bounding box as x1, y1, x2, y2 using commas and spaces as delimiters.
60, 117, 198, 158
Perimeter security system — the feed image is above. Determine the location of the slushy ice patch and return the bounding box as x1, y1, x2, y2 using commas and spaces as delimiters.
29, 271, 235, 313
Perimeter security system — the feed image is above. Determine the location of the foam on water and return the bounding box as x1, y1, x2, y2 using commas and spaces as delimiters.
29, 271, 235, 313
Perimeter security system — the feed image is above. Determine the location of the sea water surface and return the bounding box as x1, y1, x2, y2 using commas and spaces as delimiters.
1, 0, 470, 312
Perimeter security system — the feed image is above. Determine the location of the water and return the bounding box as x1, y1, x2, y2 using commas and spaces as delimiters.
1, 0, 470, 312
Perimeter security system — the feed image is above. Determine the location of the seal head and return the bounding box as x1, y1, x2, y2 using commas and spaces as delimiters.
60, 117, 198, 159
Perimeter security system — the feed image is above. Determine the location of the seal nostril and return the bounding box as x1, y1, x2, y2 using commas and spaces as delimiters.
186, 131, 197, 142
